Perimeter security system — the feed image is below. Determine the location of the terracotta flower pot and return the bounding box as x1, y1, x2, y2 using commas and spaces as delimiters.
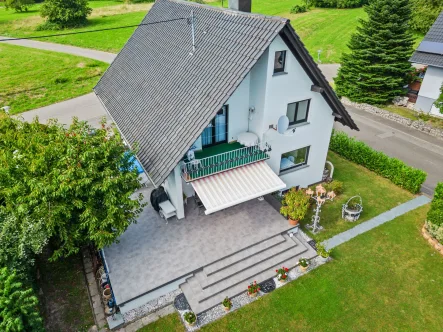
103, 288, 112, 300
299, 265, 308, 272
288, 218, 299, 226
186, 320, 196, 327
248, 291, 258, 298
223, 305, 230, 312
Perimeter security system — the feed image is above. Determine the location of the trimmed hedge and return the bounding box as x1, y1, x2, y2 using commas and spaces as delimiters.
329, 131, 427, 194
426, 183, 443, 243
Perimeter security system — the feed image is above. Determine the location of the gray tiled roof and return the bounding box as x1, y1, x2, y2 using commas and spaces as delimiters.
410, 11, 443, 67
94, 0, 357, 187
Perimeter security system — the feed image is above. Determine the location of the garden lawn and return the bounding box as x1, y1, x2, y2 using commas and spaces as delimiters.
0, 0, 423, 62
37, 252, 94, 332
140, 205, 443, 332
300, 151, 415, 242
0, 43, 108, 113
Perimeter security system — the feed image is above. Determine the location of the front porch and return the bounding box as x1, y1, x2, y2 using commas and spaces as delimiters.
102, 186, 307, 311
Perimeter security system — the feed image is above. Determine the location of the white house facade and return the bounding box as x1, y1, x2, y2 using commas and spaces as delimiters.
411, 11, 443, 117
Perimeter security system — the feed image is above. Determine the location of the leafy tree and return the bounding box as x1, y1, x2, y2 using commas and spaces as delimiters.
434, 84, 443, 114
0, 211, 48, 277
40, 0, 92, 28
410, 0, 443, 34
0, 113, 144, 260
5, 0, 34, 12
0, 267, 44, 332
334, 0, 414, 105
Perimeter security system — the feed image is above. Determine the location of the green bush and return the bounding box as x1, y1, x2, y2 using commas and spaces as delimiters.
312, 0, 368, 8
40, 0, 92, 29
5, 0, 34, 12
329, 131, 427, 193
290, 4, 308, 13
324, 180, 344, 195
410, 0, 443, 34
426, 183, 443, 242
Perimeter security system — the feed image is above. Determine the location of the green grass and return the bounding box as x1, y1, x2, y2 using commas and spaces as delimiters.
0, 1, 423, 63
138, 312, 185, 332
300, 151, 414, 242
141, 205, 443, 332
37, 253, 95, 332
0, 43, 108, 113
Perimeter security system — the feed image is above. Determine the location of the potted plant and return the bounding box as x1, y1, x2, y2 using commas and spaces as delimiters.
280, 188, 310, 226
316, 243, 331, 263
342, 196, 363, 222
247, 281, 260, 297
183, 311, 197, 327
276, 266, 289, 283
299, 258, 309, 272
222, 296, 232, 311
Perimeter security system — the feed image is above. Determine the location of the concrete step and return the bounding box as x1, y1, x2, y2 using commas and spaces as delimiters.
180, 233, 318, 314
200, 234, 298, 289
203, 234, 287, 276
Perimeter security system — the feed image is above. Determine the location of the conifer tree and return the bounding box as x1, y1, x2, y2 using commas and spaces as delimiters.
334, 0, 414, 105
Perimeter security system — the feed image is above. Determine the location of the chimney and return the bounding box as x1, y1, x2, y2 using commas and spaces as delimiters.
228, 0, 251, 12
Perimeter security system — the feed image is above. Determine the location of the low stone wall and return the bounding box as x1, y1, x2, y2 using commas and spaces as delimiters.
341, 97, 443, 140
422, 224, 443, 255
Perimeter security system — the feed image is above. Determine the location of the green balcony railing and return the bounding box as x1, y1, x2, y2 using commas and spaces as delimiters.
181, 143, 270, 182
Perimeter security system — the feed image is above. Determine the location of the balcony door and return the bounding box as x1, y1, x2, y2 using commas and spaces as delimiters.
202, 105, 228, 147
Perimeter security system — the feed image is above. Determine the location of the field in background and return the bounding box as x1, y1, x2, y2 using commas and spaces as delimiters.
0, 0, 423, 63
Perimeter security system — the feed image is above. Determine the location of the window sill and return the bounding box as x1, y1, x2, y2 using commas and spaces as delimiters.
272, 71, 288, 77
279, 164, 309, 175
288, 122, 310, 130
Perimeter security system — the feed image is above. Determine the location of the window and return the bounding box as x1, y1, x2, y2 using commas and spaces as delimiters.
274, 51, 286, 73
280, 146, 310, 172
286, 99, 310, 125
201, 105, 228, 147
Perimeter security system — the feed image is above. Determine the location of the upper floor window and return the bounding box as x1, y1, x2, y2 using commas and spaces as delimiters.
274, 51, 286, 73
287, 99, 310, 126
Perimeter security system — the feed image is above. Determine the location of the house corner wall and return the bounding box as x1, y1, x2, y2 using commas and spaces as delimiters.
415, 66, 443, 114
164, 164, 185, 219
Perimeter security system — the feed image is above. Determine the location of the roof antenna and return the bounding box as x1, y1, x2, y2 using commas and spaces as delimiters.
189, 10, 196, 54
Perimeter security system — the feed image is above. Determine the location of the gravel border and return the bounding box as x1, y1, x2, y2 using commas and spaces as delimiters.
341, 97, 443, 140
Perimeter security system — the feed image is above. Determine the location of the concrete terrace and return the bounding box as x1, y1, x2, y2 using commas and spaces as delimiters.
103, 188, 292, 305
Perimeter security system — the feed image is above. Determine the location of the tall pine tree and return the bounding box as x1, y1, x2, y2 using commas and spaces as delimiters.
334, 0, 414, 105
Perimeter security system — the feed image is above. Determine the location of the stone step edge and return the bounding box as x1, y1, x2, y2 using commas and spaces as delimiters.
197, 245, 309, 304
193, 250, 316, 314
201, 235, 300, 290
202, 232, 287, 276
204, 234, 288, 277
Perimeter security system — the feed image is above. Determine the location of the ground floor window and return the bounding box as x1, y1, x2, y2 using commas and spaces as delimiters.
280, 146, 310, 172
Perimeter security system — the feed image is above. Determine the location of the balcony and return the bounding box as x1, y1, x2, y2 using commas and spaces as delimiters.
181, 142, 270, 182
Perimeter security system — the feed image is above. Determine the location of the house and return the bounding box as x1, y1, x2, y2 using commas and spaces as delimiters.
94, 0, 358, 323
410, 11, 443, 117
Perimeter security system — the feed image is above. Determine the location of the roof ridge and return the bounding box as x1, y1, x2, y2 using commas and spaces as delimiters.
162, 0, 288, 24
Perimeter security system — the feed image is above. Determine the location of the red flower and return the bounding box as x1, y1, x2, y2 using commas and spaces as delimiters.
285, 268, 289, 272
248, 286, 250, 288
276, 269, 278, 272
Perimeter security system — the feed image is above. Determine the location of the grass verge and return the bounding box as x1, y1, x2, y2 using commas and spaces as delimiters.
141, 205, 443, 331
300, 151, 415, 242
383, 104, 443, 129
37, 252, 94, 332
0, 43, 108, 113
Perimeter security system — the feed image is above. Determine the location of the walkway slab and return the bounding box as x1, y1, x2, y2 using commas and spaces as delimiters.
324, 195, 431, 250
0, 36, 116, 63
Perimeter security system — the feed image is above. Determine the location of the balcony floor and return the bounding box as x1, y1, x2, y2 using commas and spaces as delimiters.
194, 142, 243, 159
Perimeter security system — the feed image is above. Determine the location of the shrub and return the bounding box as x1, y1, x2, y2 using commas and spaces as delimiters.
222, 296, 232, 309
299, 258, 309, 267
324, 180, 344, 195
317, 243, 331, 258
5, 0, 34, 12
426, 183, 443, 242
40, 0, 92, 29
0, 268, 44, 332
290, 4, 308, 13
311, 0, 368, 8
329, 131, 427, 193
280, 188, 311, 221
183, 311, 196, 325
410, 0, 443, 34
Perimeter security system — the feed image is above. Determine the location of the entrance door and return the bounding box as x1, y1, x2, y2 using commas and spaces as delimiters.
201, 105, 228, 147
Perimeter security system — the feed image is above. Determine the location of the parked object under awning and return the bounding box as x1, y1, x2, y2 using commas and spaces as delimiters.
191, 161, 286, 215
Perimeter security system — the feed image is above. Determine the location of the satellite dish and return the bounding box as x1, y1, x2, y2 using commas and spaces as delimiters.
277, 115, 289, 134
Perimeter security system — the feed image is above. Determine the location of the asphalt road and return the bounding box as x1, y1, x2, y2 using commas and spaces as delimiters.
335, 106, 443, 195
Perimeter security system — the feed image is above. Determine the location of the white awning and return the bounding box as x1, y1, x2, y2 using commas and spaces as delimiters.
191, 161, 286, 215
